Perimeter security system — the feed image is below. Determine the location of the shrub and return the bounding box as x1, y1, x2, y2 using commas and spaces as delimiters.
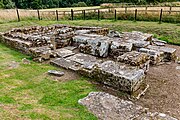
0, 2, 4, 8
77, 2, 87, 7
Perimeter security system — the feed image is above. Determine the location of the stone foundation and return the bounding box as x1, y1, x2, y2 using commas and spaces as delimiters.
0, 24, 177, 93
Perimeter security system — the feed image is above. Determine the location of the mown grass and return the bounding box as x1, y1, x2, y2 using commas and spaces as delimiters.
0, 20, 179, 45
0, 43, 97, 119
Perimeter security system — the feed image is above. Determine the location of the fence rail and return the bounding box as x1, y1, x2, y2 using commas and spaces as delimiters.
1, 6, 180, 23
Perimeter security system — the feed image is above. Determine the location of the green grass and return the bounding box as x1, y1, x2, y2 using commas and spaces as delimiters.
0, 20, 179, 45
40, 6, 100, 11
0, 43, 97, 119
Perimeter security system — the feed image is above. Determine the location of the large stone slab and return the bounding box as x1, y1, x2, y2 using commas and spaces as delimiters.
147, 45, 176, 61
92, 60, 145, 92
79, 92, 177, 120
79, 36, 110, 57
110, 40, 133, 57
54, 48, 75, 58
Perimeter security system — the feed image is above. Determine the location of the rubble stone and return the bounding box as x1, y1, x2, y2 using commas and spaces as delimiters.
107, 30, 121, 38
79, 92, 177, 120
117, 51, 150, 72
48, 70, 64, 77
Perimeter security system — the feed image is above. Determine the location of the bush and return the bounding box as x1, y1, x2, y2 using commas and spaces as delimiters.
0, 2, 4, 8
5, 1, 15, 9
77, 2, 87, 7
72, 3, 78, 7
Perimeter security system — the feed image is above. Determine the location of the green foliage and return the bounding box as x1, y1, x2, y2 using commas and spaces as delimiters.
0, 0, 176, 9
4, 0, 15, 9
0, 1, 4, 8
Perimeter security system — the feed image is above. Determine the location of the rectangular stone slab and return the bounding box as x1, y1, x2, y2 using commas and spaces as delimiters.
92, 60, 145, 92
55, 48, 75, 58
147, 45, 176, 61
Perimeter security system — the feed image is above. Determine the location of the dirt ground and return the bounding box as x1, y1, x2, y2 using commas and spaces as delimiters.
135, 44, 180, 119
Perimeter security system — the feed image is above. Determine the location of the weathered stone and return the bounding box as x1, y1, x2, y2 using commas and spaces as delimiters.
79, 92, 177, 120
66, 53, 97, 65
147, 45, 176, 61
152, 38, 167, 44
110, 40, 133, 57
117, 51, 150, 72
127, 39, 150, 48
22, 58, 30, 64
50, 57, 76, 69
75, 30, 91, 35
176, 66, 180, 70
92, 60, 145, 92
139, 48, 164, 65
2, 36, 32, 53
107, 30, 121, 38
48, 70, 64, 77
121, 31, 153, 41
55, 48, 75, 58
79, 37, 110, 57
154, 41, 165, 46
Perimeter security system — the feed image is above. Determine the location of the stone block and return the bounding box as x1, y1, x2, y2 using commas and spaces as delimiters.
55, 48, 75, 58
110, 41, 133, 57
92, 60, 145, 92
147, 45, 176, 61
117, 51, 150, 72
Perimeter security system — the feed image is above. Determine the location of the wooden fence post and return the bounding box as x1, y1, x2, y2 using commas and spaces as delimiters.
37, 9, 40, 20
125, 7, 127, 13
145, 6, 148, 14
98, 10, 100, 21
115, 9, 117, 21
56, 10, 58, 21
83, 10, 85, 20
134, 9, 137, 21
159, 9, 163, 24
16, 8, 20, 22
169, 6, 172, 14
71, 9, 74, 20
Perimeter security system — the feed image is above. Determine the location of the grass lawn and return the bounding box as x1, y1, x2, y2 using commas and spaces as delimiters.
0, 43, 97, 118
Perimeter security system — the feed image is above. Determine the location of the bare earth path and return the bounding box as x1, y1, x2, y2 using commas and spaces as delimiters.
135, 45, 180, 118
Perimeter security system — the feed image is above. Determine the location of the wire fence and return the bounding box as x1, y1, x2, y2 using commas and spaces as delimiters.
0, 6, 180, 23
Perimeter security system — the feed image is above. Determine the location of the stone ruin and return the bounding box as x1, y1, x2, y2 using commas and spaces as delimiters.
79, 92, 177, 120
0, 24, 177, 94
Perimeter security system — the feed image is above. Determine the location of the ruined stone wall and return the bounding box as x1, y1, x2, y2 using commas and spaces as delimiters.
0, 25, 177, 93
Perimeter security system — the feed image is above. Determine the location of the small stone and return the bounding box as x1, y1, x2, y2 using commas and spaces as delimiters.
176, 66, 180, 70
22, 58, 30, 64
48, 70, 64, 77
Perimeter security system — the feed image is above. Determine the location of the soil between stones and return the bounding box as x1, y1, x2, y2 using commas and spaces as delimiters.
134, 44, 180, 118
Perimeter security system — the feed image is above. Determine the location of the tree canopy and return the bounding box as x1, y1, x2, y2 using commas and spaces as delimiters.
0, 0, 177, 9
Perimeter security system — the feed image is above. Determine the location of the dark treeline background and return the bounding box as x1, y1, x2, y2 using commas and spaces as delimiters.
0, 0, 178, 9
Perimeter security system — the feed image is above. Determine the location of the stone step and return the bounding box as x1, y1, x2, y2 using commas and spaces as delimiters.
51, 53, 145, 93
